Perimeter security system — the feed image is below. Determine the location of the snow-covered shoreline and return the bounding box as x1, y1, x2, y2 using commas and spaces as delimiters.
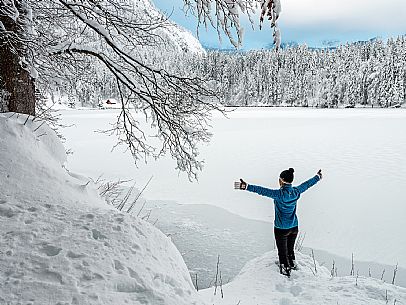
0, 113, 205, 305
61, 107, 406, 268
147, 200, 406, 289
1, 111, 406, 304
199, 251, 406, 305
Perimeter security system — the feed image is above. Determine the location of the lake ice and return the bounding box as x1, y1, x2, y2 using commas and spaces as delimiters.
61, 107, 406, 277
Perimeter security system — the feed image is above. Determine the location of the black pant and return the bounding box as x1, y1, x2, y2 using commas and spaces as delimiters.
274, 226, 298, 267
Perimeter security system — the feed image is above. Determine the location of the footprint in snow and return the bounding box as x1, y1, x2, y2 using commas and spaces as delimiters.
112, 225, 122, 232
114, 259, 125, 271
91, 229, 107, 240
40, 244, 62, 257
36, 269, 63, 284
80, 213, 95, 220
66, 250, 86, 259
115, 217, 124, 223
0, 206, 17, 218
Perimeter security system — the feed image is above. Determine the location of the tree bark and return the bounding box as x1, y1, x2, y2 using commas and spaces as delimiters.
0, 1, 36, 115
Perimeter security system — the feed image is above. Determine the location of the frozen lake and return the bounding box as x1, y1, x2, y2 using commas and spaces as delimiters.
61, 108, 406, 270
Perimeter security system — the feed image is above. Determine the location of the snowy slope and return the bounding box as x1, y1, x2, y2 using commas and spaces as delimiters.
0, 113, 206, 305
136, 0, 205, 54
200, 251, 406, 305
163, 24, 205, 54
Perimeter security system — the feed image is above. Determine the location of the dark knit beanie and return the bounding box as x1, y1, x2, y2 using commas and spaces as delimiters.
280, 168, 294, 183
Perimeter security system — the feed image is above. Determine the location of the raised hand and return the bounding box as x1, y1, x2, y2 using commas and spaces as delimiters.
234, 178, 247, 190
317, 169, 323, 179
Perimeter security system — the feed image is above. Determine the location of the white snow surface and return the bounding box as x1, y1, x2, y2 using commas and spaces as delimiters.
61, 108, 406, 269
0, 113, 204, 305
200, 251, 406, 305
2, 110, 406, 305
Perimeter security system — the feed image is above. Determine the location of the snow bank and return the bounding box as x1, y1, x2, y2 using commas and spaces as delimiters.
0, 112, 101, 208
0, 113, 205, 305
200, 251, 406, 305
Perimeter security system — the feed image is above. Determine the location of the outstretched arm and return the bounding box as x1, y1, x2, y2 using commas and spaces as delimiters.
247, 184, 281, 199
296, 169, 322, 194
234, 178, 281, 200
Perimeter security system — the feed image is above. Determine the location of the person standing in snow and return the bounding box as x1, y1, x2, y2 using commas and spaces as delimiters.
234, 168, 322, 277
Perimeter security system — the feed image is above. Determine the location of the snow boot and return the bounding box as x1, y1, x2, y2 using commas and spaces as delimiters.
289, 260, 299, 271
279, 264, 291, 277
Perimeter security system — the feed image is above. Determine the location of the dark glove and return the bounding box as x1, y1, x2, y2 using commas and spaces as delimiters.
317, 169, 322, 179
234, 178, 247, 190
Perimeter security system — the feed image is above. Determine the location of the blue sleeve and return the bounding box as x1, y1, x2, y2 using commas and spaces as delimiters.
296, 175, 320, 194
246, 184, 281, 200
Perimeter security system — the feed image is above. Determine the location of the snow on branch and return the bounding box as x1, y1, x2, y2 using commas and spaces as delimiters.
47, 0, 224, 180
0, 0, 19, 22
259, 0, 281, 50
182, 0, 253, 48
182, 0, 282, 49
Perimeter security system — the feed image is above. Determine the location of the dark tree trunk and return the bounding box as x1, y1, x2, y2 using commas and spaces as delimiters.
0, 44, 36, 115
0, 1, 36, 115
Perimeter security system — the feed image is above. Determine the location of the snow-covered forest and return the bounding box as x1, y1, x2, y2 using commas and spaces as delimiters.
194, 37, 406, 107
66, 36, 406, 109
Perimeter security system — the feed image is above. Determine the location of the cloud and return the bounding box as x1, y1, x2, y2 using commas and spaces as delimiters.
281, 0, 406, 30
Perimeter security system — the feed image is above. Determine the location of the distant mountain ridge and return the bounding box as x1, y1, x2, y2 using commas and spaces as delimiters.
205, 35, 405, 52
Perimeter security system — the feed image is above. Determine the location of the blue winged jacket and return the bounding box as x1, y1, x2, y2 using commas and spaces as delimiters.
246, 175, 320, 229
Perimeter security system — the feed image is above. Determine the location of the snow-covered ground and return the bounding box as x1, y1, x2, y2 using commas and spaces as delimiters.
199, 251, 406, 305
146, 200, 406, 289
0, 113, 205, 305
1, 110, 406, 305
60, 107, 406, 270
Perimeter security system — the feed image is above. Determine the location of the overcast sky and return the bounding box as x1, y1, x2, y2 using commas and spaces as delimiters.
154, 0, 406, 49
